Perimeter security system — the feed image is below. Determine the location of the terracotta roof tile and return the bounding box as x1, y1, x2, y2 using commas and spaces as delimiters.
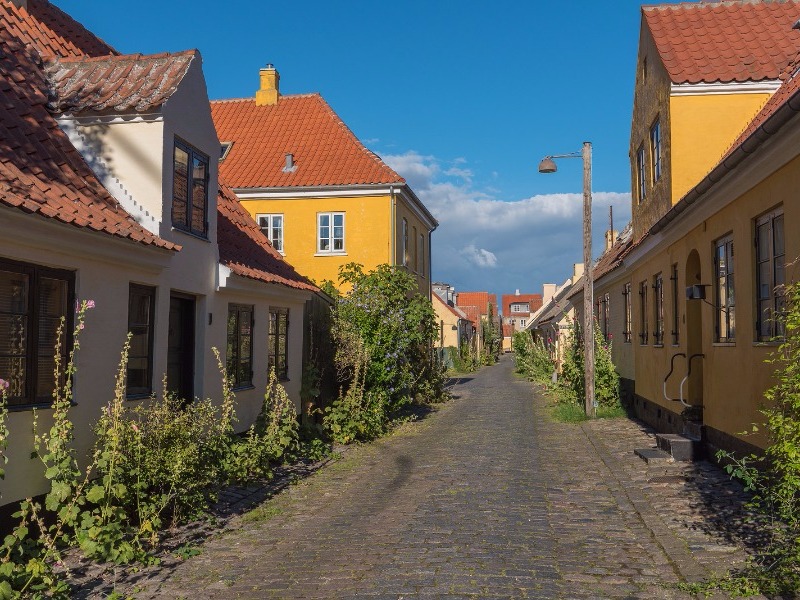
0, 0, 176, 250
501, 293, 543, 317
433, 292, 469, 321
217, 181, 318, 292
211, 94, 405, 188
644, 0, 800, 84
455, 292, 498, 322
44, 50, 196, 113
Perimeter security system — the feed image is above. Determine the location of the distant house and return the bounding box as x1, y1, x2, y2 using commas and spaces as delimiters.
0, 0, 317, 506
432, 292, 473, 361
211, 66, 437, 295
500, 291, 543, 350
455, 291, 500, 356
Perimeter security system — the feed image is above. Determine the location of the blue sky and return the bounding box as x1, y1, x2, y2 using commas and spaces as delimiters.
58, 0, 680, 301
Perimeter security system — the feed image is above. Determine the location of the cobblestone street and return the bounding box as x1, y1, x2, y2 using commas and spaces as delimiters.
130, 355, 755, 599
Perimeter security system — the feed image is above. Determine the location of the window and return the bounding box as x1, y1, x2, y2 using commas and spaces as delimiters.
269, 308, 289, 380
636, 144, 646, 203
219, 142, 233, 161
417, 232, 425, 275
172, 138, 209, 237
257, 214, 284, 253
227, 305, 253, 389
520, 319, 526, 327
0, 259, 73, 407
402, 218, 409, 266
650, 119, 662, 183
318, 212, 345, 253
671, 264, 679, 345
623, 283, 632, 343
598, 293, 610, 341
714, 235, 735, 342
756, 209, 785, 340
510, 303, 530, 313
653, 273, 664, 345
639, 280, 648, 344
127, 285, 156, 397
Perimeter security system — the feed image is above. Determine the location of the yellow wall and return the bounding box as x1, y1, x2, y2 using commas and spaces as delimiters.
394, 196, 432, 296
627, 155, 800, 449
241, 194, 391, 288
433, 297, 461, 348
670, 93, 770, 204
241, 192, 432, 296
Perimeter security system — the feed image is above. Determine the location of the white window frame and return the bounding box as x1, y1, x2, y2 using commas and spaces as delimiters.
650, 119, 662, 183
637, 144, 646, 204
256, 213, 284, 253
402, 218, 409, 267
317, 212, 345, 255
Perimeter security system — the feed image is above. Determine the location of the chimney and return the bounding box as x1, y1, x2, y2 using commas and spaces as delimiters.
542, 283, 557, 303
256, 64, 280, 106
572, 263, 584, 283
515, 289, 520, 296
604, 229, 619, 252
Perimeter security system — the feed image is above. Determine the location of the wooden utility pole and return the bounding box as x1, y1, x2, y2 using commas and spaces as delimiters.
582, 141, 595, 418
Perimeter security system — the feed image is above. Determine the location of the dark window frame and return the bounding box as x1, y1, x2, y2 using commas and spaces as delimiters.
755, 208, 785, 341
622, 282, 632, 343
670, 264, 679, 345
126, 284, 156, 398
227, 304, 254, 390
171, 137, 210, 238
639, 280, 649, 345
714, 234, 735, 342
653, 273, 664, 345
650, 119, 662, 183
636, 144, 647, 204
0, 258, 74, 409
269, 308, 289, 381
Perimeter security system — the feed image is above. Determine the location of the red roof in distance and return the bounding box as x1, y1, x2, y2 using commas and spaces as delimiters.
501, 293, 543, 317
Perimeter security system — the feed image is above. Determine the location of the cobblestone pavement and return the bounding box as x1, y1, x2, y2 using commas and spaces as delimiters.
124, 355, 757, 599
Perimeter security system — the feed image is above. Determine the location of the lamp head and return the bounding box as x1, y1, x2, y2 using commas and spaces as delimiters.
538, 156, 557, 173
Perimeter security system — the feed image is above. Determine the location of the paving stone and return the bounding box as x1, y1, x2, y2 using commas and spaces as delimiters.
69, 355, 763, 598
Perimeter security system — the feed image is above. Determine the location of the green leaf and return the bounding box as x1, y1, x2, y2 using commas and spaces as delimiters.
0, 580, 12, 600
86, 484, 105, 503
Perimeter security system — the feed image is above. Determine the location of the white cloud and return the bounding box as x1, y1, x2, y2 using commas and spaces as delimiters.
461, 244, 498, 268
384, 150, 632, 299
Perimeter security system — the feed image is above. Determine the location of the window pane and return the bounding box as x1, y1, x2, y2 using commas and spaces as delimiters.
173, 146, 189, 227
319, 214, 330, 228
774, 215, 784, 256
191, 155, 207, 234
0, 356, 26, 399
333, 214, 343, 227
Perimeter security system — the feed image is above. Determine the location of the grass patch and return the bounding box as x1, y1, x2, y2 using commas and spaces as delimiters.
241, 501, 284, 524
551, 401, 628, 423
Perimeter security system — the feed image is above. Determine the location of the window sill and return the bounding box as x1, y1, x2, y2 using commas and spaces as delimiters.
753, 340, 782, 347
126, 393, 152, 401
653, 344, 664, 348
232, 385, 255, 392
314, 251, 347, 257
712, 342, 736, 347
172, 227, 210, 242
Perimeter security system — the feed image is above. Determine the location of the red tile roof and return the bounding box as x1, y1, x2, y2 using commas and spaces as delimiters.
44, 50, 196, 113
502, 323, 514, 338
644, 0, 800, 84
456, 292, 498, 320
217, 181, 318, 292
7, 0, 116, 59
211, 94, 405, 189
501, 293, 543, 317
459, 305, 481, 327
0, 4, 177, 251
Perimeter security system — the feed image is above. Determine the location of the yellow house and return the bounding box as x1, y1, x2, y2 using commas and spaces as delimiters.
629, 1, 800, 234
211, 66, 437, 295
606, 0, 800, 458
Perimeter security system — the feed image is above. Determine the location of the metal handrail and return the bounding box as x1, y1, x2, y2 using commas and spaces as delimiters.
679, 353, 705, 409
663, 352, 686, 403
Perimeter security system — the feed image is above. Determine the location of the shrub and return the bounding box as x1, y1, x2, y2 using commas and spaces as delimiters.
513, 331, 555, 383
558, 319, 620, 410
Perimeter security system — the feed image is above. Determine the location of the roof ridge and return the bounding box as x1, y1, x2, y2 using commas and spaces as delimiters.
210, 92, 322, 105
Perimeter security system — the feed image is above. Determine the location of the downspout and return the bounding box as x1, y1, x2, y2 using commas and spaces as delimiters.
389, 185, 396, 265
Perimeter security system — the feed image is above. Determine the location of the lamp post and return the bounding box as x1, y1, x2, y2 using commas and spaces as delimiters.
538, 141, 595, 418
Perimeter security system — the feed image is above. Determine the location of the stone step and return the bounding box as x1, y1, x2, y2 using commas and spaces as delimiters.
682, 420, 703, 441
656, 433, 703, 462
634, 447, 673, 464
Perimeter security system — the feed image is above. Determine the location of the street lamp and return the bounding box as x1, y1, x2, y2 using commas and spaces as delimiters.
538, 141, 595, 418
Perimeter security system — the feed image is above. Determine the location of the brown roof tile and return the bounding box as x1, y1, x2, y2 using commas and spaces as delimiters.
44, 50, 196, 113
644, 0, 800, 84
217, 181, 318, 292
211, 94, 405, 188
